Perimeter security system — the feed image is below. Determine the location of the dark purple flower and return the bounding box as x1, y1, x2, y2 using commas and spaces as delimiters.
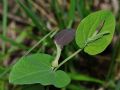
54, 29, 75, 48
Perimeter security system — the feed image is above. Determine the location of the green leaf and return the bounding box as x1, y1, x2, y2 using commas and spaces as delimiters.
53, 70, 70, 88
75, 10, 115, 55
69, 73, 104, 85
9, 54, 70, 88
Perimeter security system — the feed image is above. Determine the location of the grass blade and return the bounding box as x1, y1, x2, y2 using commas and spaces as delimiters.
51, 0, 65, 29
67, 0, 76, 28
77, 0, 89, 19
2, 0, 8, 54
69, 73, 104, 85
15, 0, 47, 31
22, 30, 55, 57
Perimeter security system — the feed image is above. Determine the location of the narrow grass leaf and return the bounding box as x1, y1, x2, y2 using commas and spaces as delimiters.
15, 0, 46, 31
51, 0, 65, 28
69, 73, 104, 85
77, 0, 89, 18
2, 0, 8, 54
67, 0, 76, 28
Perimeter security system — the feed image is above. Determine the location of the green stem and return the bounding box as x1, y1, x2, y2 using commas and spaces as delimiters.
54, 48, 82, 71
52, 41, 62, 67
21, 30, 54, 59
50, 27, 59, 38
2, 0, 8, 54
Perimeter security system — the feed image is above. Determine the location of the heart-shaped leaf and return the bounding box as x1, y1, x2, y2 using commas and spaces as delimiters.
75, 10, 115, 55
9, 54, 70, 88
